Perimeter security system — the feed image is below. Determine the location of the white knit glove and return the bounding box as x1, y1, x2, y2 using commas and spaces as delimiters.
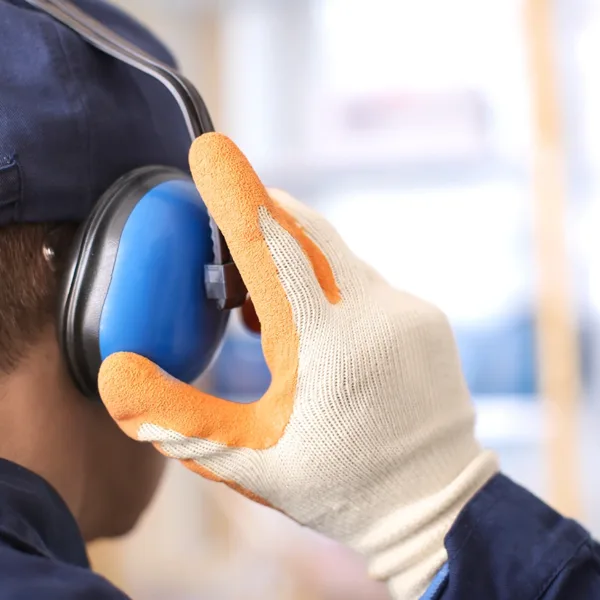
98, 133, 499, 599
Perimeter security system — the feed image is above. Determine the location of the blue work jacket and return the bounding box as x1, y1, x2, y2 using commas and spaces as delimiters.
0, 459, 597, 599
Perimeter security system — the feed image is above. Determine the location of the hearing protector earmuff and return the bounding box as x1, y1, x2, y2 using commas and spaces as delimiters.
25, 0, 247, 397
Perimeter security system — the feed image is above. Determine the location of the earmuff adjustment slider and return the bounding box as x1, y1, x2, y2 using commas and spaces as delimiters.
205, 263, 247, 310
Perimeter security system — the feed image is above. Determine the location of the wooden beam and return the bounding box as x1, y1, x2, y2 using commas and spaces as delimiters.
87, 539, 127, 592
523, 0, 583, 517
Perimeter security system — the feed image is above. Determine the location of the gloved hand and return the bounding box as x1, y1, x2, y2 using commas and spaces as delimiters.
99, 133, 499, 599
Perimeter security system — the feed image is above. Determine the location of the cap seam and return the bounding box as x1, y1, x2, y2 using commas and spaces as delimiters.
0, 155, 22, 221
49, 19, 93, 215
122, 68, 167, 156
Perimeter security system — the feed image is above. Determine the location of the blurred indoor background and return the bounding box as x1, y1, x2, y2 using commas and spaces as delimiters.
89, 0, 600, 598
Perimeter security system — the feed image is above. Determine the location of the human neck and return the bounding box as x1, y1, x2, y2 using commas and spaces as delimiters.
0, 340, 87, 530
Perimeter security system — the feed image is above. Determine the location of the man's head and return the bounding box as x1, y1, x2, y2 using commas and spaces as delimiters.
0, 0, 193, 540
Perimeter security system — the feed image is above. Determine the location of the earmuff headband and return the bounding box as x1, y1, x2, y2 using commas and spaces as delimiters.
25, 0, 247, 310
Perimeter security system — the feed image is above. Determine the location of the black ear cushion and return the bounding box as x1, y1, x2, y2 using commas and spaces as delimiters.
56, 166, 190, 398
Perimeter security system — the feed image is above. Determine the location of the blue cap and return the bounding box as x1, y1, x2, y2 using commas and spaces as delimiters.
0, 0, 192, 225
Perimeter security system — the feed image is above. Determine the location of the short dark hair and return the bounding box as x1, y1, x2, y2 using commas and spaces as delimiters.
0, 223, 77, 373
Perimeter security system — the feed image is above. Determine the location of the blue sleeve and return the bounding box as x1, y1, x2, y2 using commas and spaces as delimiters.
425, 474, 600, 599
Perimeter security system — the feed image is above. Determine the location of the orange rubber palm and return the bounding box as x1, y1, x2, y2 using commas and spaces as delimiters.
99, 133, 498, 599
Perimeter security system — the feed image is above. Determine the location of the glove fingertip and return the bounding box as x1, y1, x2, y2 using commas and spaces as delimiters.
98, 352, 161, 420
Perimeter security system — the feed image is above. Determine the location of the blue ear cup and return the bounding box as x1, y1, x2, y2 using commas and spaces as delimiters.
57, 166, 230, 397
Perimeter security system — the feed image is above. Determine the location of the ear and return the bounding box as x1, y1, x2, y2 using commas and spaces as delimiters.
241, 296, 261, 334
